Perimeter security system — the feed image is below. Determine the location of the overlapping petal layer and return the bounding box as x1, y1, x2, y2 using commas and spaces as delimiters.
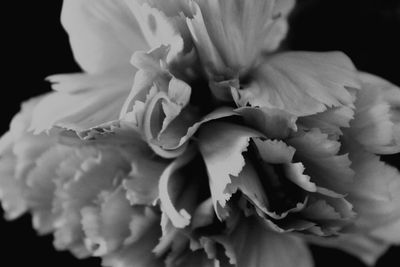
1, 0, 400, 267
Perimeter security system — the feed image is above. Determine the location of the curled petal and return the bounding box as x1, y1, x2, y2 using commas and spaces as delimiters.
235, 51, 359, 116
158, 107, 237, 150
198, 122, 262, 219
158, 147, 197, 228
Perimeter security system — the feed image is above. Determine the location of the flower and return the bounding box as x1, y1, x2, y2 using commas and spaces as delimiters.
1, 0, 400, 267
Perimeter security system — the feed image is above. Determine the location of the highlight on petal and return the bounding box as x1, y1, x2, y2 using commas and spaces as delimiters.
61, 0, 148, 73
186, 0, 295, 78
30, 81, 132, 140
124, 0, 188, 62
349, 72, 400, 154
235, 51, 360, 116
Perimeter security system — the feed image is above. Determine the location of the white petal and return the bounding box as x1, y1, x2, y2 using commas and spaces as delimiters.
236, 52, 359, 116
62, 0, 148, 73
198, 122, 262, 219
349, 72, 400, 154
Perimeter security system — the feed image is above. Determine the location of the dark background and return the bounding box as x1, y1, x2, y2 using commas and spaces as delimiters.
1, 0, 399, 266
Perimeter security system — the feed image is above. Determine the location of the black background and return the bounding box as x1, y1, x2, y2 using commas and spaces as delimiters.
1, 0, 399, 266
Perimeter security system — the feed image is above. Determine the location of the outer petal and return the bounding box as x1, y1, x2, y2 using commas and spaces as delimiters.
61, 0, 148, 73
231, 218, 313, 267
344, 139, 400, 236
349, 72, 400, 154
30, 82, 132, 140
101, 222, 163, 267
0, 156, 27, 220
235, 52, 359, 116
186, 0, 295, 78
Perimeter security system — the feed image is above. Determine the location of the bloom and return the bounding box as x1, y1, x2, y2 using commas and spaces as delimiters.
1, 0, 400, 267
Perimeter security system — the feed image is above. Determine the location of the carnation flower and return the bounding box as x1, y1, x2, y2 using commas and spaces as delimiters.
1, 1, 400, 267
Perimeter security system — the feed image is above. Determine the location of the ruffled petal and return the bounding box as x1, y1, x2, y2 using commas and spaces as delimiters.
52, 146, 132, 253
287, 128, 354, 194
198, 122, 261, 219
61, 0, 148, 73
298, 105, 355, 136
234, 107, 297, 139
101, 222, 163, 267
0, 156, 27, 220
235, 52, 359, 116
81, 185, 160, 259
30, 82, 131, 140
344, 140, 400, 235
349, 72, 400, 154
230, 218, 313, 267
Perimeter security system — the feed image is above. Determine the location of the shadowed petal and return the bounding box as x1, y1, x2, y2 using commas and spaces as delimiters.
198, 122, 262, 219
231, 218, 313, 267
287, 128, 354, 194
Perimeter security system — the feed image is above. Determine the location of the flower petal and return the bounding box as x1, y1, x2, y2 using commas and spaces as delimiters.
0, 156, 27, 220
101, 222, 163, 267
349, 72, 400, 154
81, 186, 136, 256
158, 147, 197, 228
198, 122, 261, 219
30, 83, 131, 140
235, 52, 359, 116
344, 140, 400, 235
124, 0, 187, 62
234, 107, 298, 139
298, 105, 355, 136
123, 150, 169, 206
231, 218, 313, 267
61, 0, 148, 73
186, 0, 294, 78
287, 128, 354, 194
